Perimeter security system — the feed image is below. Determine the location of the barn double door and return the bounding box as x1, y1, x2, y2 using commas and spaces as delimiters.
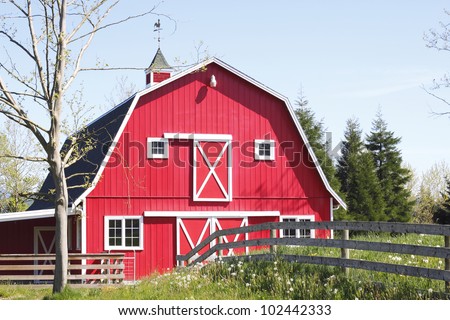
176, 216, 248, 261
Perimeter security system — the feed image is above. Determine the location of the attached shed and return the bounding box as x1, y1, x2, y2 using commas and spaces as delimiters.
0, 50, 345, 280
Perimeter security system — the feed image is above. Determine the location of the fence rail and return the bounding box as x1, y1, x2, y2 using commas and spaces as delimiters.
176, 221, 450, 291
0, 253, 125, 285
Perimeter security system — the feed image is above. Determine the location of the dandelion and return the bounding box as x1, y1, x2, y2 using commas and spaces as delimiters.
252, 273, 256, 278
418, 239, 423, 244
411, 255, 415, 259
428, 288, 433, 294
274, 261, 278, 265
333, 288, 338, 294
231, 272, 237, 276
422, 259, 429, 264
274, 267, 278, 271
246, 283, 251, 287
438, 260, 443, 265
289, 287, 294, 292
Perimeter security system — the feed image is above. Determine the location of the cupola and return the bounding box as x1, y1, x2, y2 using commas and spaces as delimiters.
145, 48, 172, 88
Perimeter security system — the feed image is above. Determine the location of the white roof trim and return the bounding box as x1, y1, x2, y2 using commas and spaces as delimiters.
164, 133, 232, 141
144, 211, 280, 218
0, 208, 75, 223
74, 57, 346, 210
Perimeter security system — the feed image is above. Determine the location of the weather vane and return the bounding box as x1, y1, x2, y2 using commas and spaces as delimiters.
154, 19, 162, 48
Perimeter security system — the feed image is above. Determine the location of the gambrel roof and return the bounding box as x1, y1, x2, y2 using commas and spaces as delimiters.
29, 57, 346, 211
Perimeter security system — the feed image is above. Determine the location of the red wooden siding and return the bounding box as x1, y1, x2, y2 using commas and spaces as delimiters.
84, 62, 334, 278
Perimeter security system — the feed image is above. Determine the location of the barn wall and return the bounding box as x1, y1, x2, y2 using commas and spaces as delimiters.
0, 216, 79, 254
89, 63, 331, 210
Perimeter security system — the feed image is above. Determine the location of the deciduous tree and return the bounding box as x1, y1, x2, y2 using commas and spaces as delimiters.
0, 0, 163, 293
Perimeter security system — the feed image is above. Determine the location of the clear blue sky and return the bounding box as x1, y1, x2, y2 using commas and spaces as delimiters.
79, 0, 450, 175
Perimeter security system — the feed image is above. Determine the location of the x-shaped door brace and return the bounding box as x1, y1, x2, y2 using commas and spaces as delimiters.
194, 140, 232, 201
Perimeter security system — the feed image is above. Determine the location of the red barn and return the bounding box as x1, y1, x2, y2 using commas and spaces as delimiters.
0, 49, 345, 280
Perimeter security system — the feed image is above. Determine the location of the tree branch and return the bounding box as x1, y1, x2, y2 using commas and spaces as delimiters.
0, 153, 47, 163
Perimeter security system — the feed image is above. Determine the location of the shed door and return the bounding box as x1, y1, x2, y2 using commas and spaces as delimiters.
33, 227, 55, 276
193, 139, 232, 201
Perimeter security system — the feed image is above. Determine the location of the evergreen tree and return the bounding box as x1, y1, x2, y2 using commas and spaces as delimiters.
336, 118, 384, 221
366, 112, 413, 222
294, 93, 341, 195
432, 179, 450, 224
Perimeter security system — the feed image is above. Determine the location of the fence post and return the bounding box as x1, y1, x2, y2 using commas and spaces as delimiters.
270, 229, 277, 254
445, 235, 449, 293
218, 236, 224, 258
341, 229, 350, 276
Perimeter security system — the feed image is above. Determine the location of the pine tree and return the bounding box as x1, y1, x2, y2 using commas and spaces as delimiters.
294, 93, 341, 194
336, 118, 384, 221
433, 179, 450, 224
366, 112, 413, 222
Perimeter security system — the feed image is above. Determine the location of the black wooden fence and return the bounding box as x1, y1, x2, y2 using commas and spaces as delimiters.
176, 221, 450, 291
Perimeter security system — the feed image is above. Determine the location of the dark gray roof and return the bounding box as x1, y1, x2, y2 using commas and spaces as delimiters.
28, 95, 135, 210
147, 48, 172, 71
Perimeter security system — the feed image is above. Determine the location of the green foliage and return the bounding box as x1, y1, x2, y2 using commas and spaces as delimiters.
0, 122, 44, 213
433, 179, 450, 224
412, 161, 450, 223
293, 94, 342, 196
336, 118, 384, 221
365, 112, 413, 222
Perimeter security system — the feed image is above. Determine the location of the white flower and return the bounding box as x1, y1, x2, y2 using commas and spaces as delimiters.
411, 255, 415, 259
289, 287, 294, 292
333, 288, 338, 294
428, 288, 433, 294
231, 272, 237, 276
246, 283, 251, 287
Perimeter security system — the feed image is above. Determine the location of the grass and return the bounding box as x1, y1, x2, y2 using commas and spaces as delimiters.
0, 232, 448, 300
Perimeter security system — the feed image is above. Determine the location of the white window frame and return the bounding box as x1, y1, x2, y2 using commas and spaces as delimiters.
147, 137, 169, 159
254, 139, 275, 161
280, 215, 315, 239
104, 216, 144, 250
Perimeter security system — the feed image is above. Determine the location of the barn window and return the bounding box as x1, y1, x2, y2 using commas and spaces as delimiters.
104, 216, 143, 250
280, 216, 315, 239
254, 139, 275, 160
147, 137, 169, 159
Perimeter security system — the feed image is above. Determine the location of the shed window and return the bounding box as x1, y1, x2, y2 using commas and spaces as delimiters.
147, 138, 169, 159
105, 216, 143, 250
280, 216, 315, 239
254, 139, 275, 161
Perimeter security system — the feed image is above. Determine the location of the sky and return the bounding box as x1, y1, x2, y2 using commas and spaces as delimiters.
4, 0, 450, 176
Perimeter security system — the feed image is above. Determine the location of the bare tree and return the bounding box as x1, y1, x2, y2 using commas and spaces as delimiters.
0, 0, 164, 293
424, 9, 450, 116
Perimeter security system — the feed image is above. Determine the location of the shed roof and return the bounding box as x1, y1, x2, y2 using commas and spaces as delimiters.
28, 95, 135, 210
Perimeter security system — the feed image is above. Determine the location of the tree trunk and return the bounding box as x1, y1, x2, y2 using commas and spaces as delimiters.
50, 157, 69, 293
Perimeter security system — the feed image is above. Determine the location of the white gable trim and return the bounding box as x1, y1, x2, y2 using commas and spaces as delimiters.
74, 57, 346, 209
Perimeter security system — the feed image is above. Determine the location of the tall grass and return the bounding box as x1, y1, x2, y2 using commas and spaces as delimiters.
0, 232, 447, 300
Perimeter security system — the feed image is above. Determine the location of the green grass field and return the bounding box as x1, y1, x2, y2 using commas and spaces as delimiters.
0, 232, 448, 300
